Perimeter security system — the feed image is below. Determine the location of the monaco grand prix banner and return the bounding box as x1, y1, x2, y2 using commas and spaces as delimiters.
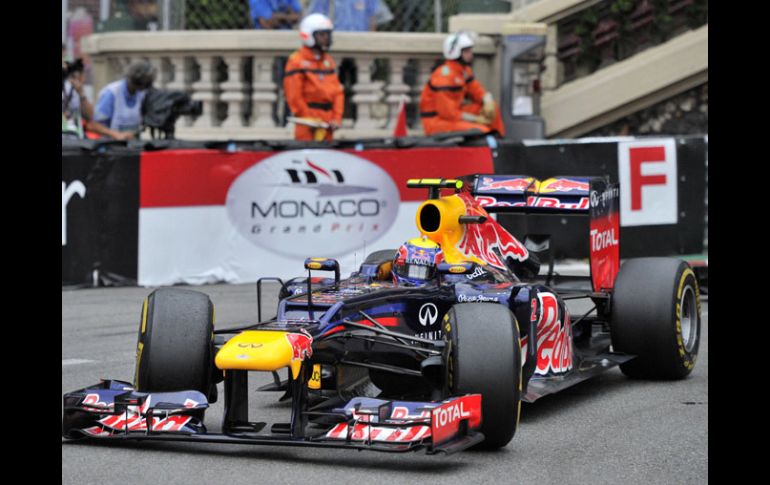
138, 147, 494, 286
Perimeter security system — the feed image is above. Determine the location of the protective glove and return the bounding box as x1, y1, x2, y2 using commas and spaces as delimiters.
313, 128, 328, 141
461, 112, 492, 125
481, 92, 496, 120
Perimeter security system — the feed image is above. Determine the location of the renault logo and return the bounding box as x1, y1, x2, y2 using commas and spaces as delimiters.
419, 303, 438, 326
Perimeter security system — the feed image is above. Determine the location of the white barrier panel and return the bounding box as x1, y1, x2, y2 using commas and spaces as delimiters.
138, 147, 494, 286
618, 138, 678, 227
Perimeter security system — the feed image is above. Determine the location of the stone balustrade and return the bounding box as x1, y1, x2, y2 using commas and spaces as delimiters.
82, 31, 497, 140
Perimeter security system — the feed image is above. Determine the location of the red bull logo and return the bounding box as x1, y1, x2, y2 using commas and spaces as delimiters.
286, 331, 313, 361
535, 293, 573, 375
539, 178, 589, 193
529, 196, 590, 210
479, 177, 535, 192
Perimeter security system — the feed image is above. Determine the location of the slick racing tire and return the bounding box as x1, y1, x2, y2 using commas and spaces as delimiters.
134, 288, 215, 396
444, 303, 522, 449
610, 258, 701, 379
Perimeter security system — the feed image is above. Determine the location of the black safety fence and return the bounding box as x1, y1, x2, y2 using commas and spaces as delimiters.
62, 142, 140, 287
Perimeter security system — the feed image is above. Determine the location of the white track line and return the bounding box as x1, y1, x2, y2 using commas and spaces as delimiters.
62, 359, 96, 366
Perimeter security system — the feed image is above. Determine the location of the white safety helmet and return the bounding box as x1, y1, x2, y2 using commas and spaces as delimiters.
299, 13, 334, 49
443, 31, 477, 60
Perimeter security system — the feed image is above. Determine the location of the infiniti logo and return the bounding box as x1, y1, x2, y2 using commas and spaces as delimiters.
419, 303, 438, 326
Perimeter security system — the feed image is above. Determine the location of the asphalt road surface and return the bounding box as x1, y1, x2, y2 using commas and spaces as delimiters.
62, 283, 708, 485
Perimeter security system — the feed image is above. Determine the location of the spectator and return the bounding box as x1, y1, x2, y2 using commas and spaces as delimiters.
62, 62, 90, 139
283, 13, 344, 141
249, 0, 302, 30
249, 1, 303, 126
419, 31, 505, 136
307, 0, 378, 32
400, 0, 430, 32
92, 61, 157, 140
62, 44, 120, 140
128, 0, 160, 30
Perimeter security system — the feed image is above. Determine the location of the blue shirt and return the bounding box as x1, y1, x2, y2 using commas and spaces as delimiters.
309, 0, 377, 31
94, 79, 145, 132
249, 0, 302, 29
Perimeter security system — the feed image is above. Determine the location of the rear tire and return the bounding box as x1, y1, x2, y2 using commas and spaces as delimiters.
610, 258, 701, 379
134, 288, 214, 395
445, 303, 522, 449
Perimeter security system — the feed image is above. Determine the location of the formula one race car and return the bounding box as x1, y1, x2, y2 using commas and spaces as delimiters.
62, 175, 702, 454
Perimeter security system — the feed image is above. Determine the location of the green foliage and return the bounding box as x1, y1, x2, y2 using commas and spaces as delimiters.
572, 6, 601, 72
559, 0, 708, 79
185, 0, 251, 30
610, 0, 634, 14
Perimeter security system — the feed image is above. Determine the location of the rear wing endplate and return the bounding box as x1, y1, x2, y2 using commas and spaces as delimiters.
460, 174, 621, 292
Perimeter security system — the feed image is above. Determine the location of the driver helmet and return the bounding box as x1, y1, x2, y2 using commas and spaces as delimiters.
392, 237, 444, 286
299, 13, 334, 50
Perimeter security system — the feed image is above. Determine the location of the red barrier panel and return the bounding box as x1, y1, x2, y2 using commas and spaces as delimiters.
138, 147, 494, 286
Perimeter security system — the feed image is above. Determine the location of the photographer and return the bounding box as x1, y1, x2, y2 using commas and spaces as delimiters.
62, 56, 91, 139
62, 45, 135, 141
92, 61, 157, 141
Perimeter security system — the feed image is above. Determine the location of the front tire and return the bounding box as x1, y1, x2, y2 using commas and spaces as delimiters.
134, 288, 215, 395
444, 303, 522, 449
610, 258, 701, 379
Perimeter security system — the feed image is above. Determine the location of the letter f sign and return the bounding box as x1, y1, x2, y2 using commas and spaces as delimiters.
618, 140, 677, 226
62, 181, 86, 246
630, 147, 667, 211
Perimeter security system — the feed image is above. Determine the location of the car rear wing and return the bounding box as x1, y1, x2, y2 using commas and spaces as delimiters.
460, 174, 621, 292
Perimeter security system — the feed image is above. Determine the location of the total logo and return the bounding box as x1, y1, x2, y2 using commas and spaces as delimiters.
226, 150, 400, 258
432, 401, 469, 428
590, 228, 619, 252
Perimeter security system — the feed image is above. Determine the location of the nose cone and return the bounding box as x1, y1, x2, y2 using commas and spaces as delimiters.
215, 330, 313, 379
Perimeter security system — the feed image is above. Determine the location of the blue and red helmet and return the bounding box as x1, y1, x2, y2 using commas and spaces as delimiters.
392, 237, 444, 286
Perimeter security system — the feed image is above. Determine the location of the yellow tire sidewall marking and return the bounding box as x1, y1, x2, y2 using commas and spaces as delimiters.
676, 267, 698, 370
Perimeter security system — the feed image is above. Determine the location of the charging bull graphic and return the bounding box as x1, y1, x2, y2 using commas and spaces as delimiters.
286, 331, 313, 361
539, 178, 590, 193
455, 192, 529, 269
478, 176, 536, 192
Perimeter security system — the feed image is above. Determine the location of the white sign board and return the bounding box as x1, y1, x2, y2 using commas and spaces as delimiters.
618, 139, 678, 226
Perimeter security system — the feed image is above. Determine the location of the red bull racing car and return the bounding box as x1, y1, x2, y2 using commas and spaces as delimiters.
62, 174, 702, 454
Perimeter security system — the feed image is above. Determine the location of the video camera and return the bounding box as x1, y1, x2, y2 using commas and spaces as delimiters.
141, 87, 203, 139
